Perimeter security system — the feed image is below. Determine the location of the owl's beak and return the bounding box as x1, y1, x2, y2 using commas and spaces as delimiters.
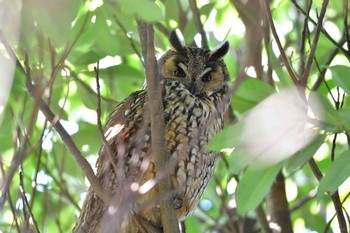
188, 81, 198, 95
189, 82, 197, 95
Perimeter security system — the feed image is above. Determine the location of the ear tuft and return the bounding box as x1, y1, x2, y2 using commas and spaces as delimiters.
209, 41, 229, 61
169, 29, 186, 52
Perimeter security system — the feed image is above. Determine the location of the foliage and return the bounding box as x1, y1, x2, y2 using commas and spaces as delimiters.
0, 0, 349, 232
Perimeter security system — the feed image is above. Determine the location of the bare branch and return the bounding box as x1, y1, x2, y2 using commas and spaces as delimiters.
0, 29, 112, 205
95, 62, 119, 177
25, 69, 112, 204
343, 0, 350, 51
291, 189, 317, 212
290, 0, 350, 60
19, 165, 40, 233
188, 0, 208, 49
300, 0, 330, 85
113, 15, 143, 65
255, 204, 272, 233
331, 192, 347, 233
299, 1, 312, 76
311, 36, 346, 91
308, 158, 347, 233
260, 0, 299, 85
137, 21, 180, 233
266, 172, 293, 233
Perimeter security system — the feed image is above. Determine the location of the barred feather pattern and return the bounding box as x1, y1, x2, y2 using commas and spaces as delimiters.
72, 78, 230, 233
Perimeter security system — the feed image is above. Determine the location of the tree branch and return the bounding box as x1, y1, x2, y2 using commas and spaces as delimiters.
266, 172, 293, 233
231, 0, 264, 80
308, 158, 347, 233
137, 21, 180, 233
19, 165, 40, 233
255, 204, 272, 233
95, 62, 119, 177
113, 15, 143, 65
0, 29, 111, 205
290, 0, 350, 60
300, 0, 330, 85
299, 1, 312, 76
260, 0, 299, 85
188, 0, 209, 49
343, 0, 350, 51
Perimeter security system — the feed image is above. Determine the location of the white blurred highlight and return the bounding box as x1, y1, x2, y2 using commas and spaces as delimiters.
0, 1, 22, 124
238, 88, 320, 169
138, 179, 156, 194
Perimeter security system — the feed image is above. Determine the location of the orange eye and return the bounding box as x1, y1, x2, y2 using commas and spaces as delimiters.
202, 74, 212, 82
173, 67, 185, 77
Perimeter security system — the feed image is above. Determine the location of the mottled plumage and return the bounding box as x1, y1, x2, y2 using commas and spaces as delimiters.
72, 30, 231, 233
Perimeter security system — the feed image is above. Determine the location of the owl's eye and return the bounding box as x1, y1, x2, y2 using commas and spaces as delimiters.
201, 74, 212, 82
173, 67, 186, 77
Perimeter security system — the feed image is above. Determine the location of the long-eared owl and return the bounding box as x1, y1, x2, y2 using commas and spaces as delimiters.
72, 30, 231, 233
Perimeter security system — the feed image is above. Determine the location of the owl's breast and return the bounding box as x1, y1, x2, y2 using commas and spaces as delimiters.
162, 80, 226, 218
163, 80, 224, 151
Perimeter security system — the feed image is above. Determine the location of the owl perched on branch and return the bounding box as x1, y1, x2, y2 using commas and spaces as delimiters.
72, 30, 231, 233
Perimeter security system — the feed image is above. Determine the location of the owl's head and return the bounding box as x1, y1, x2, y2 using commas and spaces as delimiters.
159, 30, 230, 97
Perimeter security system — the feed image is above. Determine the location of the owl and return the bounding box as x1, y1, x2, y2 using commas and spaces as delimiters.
72, 30, 231, 233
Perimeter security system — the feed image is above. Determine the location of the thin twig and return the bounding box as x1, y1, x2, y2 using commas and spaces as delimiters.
188, 0, 209, 49
68, 67, 117, 105
0, 29, 111, 205
331, 192, 347, 233
342, 0, 350, 51
299, 1, 312, 76
30, 43, 59, 208
113, 15, 143, 64
290, 189, 317, 212
300, 0, 330, 85
260, 0, 299, 85
0, 158, 21, 232
311, 36, 346, 93
0, 51, 39, 211
42, 163, 81, 210
290, 0, 350, 60
308, 158, 323, 180
29, 121, 47, 209
26, 71, 112, 204
331, 133, 338, 161
255, 204, 272, 233
19, 165, 40, 233
94, 62, 119, 176
155, 22, 171, 37
309, 158, 347, 232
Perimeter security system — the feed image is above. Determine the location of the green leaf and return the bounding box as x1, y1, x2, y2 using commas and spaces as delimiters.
53, 142, 84, 178
208, 122, 242, 151
76, 81, 97, 110
164, 0, 179, 23
72, 122, 101, 154
285, 133, 326, 172
98, 64, 144, 101
310, 92, 350, 132
236, 163, 282, 214
183, 3, 215, 43
200, 3, 216, 21
330, 65, 350, 95
317, 149, 350, 198
232, 78, 275, 113
266, 42, 292, 86
120, 0, 162, 22
0, 106, 13, 152
21, 0, 80, 47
